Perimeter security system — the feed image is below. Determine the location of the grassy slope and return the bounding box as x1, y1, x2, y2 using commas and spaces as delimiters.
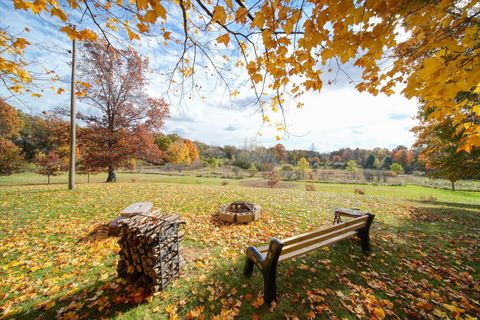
0, 177, 479, 319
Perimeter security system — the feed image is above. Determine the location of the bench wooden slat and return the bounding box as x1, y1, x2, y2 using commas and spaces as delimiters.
257, 215, 368, 252
334, 208, 364, 218
259, 220, 366, 255
278, 221, 367, 255
278, 231, 357, 262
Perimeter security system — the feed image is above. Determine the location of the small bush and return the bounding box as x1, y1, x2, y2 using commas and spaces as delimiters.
248, 164, 258, 177
232, 158, 251, 169
232, 166, 240, 176
305, 183, 316, 191
265, 170, 279, 188
254, 162, 265, 172
221, 181, 229, 186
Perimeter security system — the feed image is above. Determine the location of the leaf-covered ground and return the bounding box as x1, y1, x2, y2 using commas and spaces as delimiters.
0, 179, 479, 319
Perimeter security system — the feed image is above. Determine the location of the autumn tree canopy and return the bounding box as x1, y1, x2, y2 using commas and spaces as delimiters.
3, 0, 480, 152
77, 41, 169, 182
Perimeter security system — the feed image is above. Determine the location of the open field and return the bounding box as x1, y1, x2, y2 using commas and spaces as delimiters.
0, 177, 479, 319
2, 169, 480, 192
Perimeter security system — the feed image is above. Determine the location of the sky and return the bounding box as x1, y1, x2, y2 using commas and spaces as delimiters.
0, 2, 419, 152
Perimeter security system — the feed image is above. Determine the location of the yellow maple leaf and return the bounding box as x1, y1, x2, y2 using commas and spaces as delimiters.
154, 3, 166, 20
12, 38, 30, 50
136, 23, 149, 33
50, 7, 67, 22
125, 26, 140, 41
216, 33, 230, 46
76, 81, 91, 88
371, 307, 385, 319
143, 10, 157, 23
235, 7, 248, 24
473, 82, 480, 94
252, 11, 265, 28
136, 0, 148, 11
212, 6, 227, 24
60, 26, 79, 40
78, 29, 97, 41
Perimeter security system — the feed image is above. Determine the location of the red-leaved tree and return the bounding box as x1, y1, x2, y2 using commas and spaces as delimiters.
36, 152, 66, 184
78, 41, 169, 182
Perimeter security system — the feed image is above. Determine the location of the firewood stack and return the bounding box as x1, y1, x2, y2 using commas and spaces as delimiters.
116, 213, 186, 291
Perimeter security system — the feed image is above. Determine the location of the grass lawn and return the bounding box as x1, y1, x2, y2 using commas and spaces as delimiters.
0, 176, 479, 319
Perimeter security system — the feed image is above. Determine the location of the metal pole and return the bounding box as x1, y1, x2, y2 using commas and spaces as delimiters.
68, 35, 76, 190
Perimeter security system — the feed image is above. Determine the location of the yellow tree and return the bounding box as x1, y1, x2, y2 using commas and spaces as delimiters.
5, 0, 480, 151
298, 157, 310, 178
167, 141, 191, 164
183, 139, 199, 162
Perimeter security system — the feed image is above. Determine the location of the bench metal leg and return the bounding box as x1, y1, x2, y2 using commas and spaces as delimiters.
243, 239, 284, 306
263, 270, 277, 306
244, 256, 255, 277
261, 239, 284, 306
357, 213, 375, 252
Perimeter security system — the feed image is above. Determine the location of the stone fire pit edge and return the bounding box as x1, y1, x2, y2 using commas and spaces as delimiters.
218, 201, 262, 223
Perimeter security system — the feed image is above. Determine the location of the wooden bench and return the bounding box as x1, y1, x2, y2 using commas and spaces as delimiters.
243, 210, 375, 305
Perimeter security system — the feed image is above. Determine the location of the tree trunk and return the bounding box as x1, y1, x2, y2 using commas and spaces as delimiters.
48, 175, 50, 185
451, 180, 455, 191
106, 166, 116, 182
88, 173, 90, 184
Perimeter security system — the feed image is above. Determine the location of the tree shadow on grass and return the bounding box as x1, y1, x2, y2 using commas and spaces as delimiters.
77, 223, 112, 243
13, 278, 154, 320
407, 204, 480, 228
412, 199, 480, 211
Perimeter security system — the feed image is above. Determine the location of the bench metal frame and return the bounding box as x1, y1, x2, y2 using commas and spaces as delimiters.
243, 212, 375, 305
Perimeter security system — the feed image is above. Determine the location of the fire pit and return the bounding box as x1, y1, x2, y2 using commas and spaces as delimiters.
218, 201, 262, 223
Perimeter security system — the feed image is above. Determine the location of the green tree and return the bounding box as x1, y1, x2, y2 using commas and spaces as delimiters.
346, 160, 358, 172
205, 158, 220, 170
155, 133, 173, 151
382, 156, 393, 169
390, 163, 404, 176
248, 163, 258, 177
413, 112, 480, 191
364, 154, 376, 169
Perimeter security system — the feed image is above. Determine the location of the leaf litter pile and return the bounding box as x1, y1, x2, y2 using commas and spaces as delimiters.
0, 183, 479, 319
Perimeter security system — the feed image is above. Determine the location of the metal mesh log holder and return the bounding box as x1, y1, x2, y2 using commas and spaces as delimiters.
116, 213, 185, 291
